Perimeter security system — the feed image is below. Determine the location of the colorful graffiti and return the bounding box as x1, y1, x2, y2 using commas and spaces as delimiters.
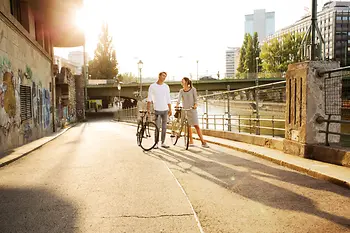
22, 122, 32, 139
43, 89, 50, 128
3, 72, 16, 118
25, 65, 33, 79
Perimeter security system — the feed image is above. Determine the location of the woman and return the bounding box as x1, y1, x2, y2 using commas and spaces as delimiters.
176, 77, 209, 148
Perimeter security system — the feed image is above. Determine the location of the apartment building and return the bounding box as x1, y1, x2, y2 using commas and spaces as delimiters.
266, 1, 350, 66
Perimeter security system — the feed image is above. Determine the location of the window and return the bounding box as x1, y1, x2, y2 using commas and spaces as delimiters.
10, 0, 21, 21
20, 85, 32, 121
9, 0, 29, 32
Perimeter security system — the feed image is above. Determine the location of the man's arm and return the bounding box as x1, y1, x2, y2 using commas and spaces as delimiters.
147, 85, 153, 113
167, 85, 172, 116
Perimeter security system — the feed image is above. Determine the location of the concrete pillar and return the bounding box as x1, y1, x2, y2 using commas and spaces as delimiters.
283, 61, 341, 157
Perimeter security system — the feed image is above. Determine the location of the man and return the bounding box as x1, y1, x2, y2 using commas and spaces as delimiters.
147, 72, 172, 149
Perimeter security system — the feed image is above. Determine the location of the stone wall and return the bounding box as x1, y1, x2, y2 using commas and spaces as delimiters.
75, 74, 85, 121
0, 7, 53, 154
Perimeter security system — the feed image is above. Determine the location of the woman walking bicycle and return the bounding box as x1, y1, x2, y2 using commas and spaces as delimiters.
176, 77, 209, 148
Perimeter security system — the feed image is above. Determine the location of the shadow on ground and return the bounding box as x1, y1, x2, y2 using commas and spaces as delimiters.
151, 146, 350, 228
0, 187, 78, 232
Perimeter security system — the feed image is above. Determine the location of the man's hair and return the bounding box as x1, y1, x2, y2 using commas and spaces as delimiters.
159, 72, 167, 77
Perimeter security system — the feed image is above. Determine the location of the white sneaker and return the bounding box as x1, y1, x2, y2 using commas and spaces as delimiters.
161, 143, 170, 148
189, 144, 195, 147
201, 143, 209, 148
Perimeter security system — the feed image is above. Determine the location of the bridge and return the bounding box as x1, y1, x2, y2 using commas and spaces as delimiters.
87, 78, 284, 100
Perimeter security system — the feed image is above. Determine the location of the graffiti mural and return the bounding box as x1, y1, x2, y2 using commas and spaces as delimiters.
3, 72, 16, 118
0, 82, 7, 108
25, 65, 33, 79
43, 89, 50, 128
32, 82, 38, 125
22, 122, 32, 139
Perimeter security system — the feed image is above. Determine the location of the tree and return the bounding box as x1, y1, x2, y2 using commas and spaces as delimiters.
260, 33, 304, 74
252, 32, 260, 73
237, 33, 260, 78
237, 33, 250, 74
88, 23, 118, 79
117, 72, 137, 84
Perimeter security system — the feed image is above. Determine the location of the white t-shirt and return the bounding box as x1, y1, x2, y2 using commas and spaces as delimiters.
147, 82, 171, 111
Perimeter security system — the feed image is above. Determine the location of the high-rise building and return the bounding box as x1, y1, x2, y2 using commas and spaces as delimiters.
265, 1, 350, 66
245, 9, 275, 42
226, 47, 240, 78
68, 51, 91, 67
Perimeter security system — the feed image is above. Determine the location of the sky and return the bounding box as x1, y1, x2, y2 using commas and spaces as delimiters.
54, 0, 328, 80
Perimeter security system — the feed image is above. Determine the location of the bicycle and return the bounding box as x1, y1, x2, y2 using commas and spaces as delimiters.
170, 106, 192, 150
136, 110, 159, 151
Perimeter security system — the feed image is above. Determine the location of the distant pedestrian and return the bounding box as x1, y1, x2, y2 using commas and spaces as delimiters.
147, 72, 172, 149
176, 77, 209, 148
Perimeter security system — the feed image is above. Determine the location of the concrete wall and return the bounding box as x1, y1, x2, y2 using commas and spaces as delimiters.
0, 3, 53, 154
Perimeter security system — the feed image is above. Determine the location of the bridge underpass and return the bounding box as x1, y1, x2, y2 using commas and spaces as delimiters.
87, 78, 284, 100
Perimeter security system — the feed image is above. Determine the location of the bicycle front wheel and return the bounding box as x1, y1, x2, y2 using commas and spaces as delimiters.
183, 120, 190, 150
139, 122, 159, 151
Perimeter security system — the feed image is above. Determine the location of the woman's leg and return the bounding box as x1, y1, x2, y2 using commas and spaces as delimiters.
189, 126, 194, 144
194, 125, 206, 144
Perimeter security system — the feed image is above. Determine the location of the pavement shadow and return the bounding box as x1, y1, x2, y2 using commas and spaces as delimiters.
0, 187, 78, 233
152, 147, 350, 228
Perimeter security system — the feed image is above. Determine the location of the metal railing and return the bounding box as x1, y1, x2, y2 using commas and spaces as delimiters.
197, 81, 286, 138
114, 107, 138, 122
114, 81, 287, 138
317, 66, 350, 147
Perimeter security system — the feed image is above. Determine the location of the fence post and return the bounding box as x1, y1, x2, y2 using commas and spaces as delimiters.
205, 90, 209, 129
227, 85, 231, 131
238, 115, 241, 133
272, 115, 275, 137
214, 115, 216, 130
255, 80, 260, 135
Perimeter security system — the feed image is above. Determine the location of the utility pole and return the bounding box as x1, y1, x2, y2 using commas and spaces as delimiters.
311, 0, 317, 60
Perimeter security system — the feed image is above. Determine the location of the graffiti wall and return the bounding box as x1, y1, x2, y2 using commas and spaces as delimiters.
0, 55, 52, 153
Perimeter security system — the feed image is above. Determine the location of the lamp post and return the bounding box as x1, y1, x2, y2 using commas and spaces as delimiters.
117, 82, 121, 108
138, 60, 143, 100
196, 60, 199, 81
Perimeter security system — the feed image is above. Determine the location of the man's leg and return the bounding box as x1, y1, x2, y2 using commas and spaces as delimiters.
155, 111, 161, 146
161, 111, 168, 144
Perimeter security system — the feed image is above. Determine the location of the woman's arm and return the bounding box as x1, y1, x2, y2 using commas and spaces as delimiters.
193, 88, 198, 109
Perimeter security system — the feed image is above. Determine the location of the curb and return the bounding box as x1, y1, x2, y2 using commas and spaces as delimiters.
0, 123, 78, 168
114, 120, 349, 189
199, 137, 350, 189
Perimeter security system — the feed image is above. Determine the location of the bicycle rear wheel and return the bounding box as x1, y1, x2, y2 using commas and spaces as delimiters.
136, 121, 142, 146
183, 120, 190, 150
170, 119, 181, 145
139, 122, 159, 151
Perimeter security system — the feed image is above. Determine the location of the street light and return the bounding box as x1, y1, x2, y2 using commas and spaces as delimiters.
117, 82, 122, 108
138, 60, 143, 100
196, 60, 199, 81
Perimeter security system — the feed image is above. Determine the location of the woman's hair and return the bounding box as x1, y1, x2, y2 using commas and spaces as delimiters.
182, 77, 192, 88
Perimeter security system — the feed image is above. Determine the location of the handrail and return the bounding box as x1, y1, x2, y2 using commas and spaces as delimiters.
318, 66, 350, 75
198, 81, 286, 99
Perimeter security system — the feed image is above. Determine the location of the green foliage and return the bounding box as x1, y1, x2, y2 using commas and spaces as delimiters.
260, 33, 304, 73
88, 23, 118, 79
117, 72, 137, 84
237, 33, 260, 76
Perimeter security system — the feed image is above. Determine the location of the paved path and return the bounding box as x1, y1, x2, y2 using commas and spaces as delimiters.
0, 119, 349, 232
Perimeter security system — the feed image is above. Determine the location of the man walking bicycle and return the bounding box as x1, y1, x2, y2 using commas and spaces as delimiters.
147, 72, 172, 149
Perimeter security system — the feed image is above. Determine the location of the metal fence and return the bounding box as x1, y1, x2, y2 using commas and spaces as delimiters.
114, 81, 287, 138
114, 107, 138, 122
197, 81, 286, 138
317, 67, 350, 147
